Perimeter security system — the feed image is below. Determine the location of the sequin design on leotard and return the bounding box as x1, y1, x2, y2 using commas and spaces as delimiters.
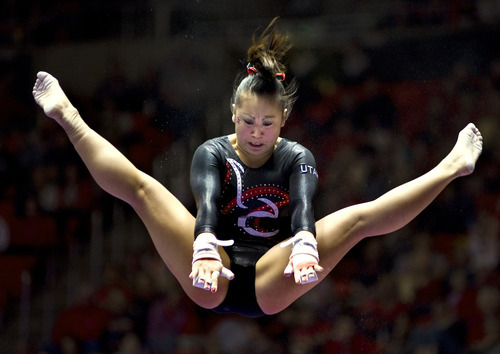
224, 158, 287, 238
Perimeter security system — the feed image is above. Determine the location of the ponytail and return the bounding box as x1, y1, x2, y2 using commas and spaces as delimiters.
247, 17, 290, 79
231, 17, 297, 120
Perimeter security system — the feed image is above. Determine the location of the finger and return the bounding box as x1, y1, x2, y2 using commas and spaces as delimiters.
314, 264, 324, 273
294, 268, 301, 284
199, 269, 212, 291
210, 271, 220, 293
294, 266, 317, 285
306, 269, 318, 283
299, 267, 306, 282
195, 276, 213, 292
220, 267, 235, 280
283, 263, 293, 277
189, 267, 199, 280
302, 269, 318, 284
293, 264, 305, 283
192, 275, 206, 289
300, 267, 310, 284
306, 265, 316, 278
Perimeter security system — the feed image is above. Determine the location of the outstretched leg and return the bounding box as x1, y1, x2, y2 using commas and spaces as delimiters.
255, 123, 482, 314
33, 72, 230, 309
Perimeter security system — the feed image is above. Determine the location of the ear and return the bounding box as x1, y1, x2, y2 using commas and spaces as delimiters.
281, 109, 288, 127
231, 104, 236, 123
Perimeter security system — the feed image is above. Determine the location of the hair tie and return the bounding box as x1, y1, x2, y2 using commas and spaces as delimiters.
246, 63, 286, 81
246, 64, 259, 75
275, 72, 286, 82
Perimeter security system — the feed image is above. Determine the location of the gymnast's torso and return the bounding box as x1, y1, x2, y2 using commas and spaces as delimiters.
190, 136, 319, 254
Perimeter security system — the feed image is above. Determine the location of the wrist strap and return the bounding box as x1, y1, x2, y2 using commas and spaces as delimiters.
192, 234, 234, 264
280, 233, 319, 263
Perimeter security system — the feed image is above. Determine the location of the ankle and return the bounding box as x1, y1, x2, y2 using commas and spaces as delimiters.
438, 154, 463, 180
60, 108, 85, 138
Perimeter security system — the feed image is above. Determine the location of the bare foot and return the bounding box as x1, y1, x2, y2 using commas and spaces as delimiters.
447, 123, 483, 177
32, 71, 76, 123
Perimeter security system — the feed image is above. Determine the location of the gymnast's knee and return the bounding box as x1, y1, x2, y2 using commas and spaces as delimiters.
183, 283, 228, 310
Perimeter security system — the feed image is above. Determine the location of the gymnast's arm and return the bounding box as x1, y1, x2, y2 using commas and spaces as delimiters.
289, 147, 319, 238
282, 146, 322, 283
189, 143, 236, 289
190, 143, 222, 239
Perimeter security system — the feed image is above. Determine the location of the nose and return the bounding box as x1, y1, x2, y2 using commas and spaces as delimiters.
251, 125, 263, 137
251, 123, 263, 137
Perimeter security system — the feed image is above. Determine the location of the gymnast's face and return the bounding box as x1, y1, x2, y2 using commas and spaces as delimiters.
232, 92, 286, 166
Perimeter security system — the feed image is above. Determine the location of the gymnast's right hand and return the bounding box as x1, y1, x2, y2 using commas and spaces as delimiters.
189, 233, 234, 293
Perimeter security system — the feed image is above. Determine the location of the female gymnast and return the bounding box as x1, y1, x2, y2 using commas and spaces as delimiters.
32, 20, 483, 318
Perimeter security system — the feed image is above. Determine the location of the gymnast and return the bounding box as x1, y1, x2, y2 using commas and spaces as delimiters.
32, 19, 483, 318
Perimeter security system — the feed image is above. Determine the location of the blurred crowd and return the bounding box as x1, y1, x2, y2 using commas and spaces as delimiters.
1, 0, 500, 353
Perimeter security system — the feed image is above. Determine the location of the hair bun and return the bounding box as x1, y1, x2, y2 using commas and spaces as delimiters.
246, 17, 291, 79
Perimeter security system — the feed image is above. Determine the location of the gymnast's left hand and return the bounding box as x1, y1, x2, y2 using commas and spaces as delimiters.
190, 259, 234, 293
283, 256, 324, 284
281, 231, 324, 285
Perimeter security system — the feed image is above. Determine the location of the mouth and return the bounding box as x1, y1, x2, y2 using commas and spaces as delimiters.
249, 142, 264, 148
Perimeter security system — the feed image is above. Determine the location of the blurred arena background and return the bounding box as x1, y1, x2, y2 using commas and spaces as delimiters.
1, 0, 500, 352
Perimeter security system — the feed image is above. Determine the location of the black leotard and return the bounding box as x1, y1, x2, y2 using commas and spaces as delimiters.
190, 136, 318, 316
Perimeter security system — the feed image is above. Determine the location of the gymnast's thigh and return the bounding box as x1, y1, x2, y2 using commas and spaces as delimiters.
254, 242, 323, 315
131, 175, 231, 308
254, 209, 366, 314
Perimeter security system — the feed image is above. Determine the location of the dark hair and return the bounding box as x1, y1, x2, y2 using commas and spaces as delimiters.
231, 18, 298, 120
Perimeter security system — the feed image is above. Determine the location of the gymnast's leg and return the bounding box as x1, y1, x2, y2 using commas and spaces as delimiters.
32, 71, 230, 309
255, 123, 483, 314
